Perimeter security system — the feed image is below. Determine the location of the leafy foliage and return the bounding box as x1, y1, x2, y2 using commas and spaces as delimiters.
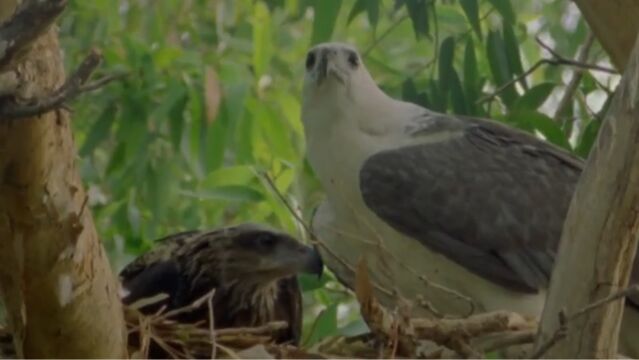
59, 0, 618, 343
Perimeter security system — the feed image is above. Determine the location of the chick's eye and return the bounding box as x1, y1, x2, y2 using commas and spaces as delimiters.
347, 52, 359, 68
257, 234, 276, 248
305, 52, 316, 70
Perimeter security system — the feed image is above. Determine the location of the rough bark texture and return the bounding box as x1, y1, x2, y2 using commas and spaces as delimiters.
0, 2, 127, 358
535, 35, 639, 358
574, 0, 639, 71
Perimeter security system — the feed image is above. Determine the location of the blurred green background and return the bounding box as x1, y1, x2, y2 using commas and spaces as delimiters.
56, 0, 617, 345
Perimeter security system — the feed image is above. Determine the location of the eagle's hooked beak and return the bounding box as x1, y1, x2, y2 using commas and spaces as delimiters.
316, 50, 346, 85
301, 246, 324, 279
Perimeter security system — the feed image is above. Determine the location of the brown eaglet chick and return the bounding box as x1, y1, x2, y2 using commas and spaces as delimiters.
119, 223, 323, 348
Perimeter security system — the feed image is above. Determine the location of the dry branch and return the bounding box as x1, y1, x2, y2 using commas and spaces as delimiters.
0, 0, 126, 357
0, 49, 124, 120
535, 33, 639, 358
0, 0, 67, 69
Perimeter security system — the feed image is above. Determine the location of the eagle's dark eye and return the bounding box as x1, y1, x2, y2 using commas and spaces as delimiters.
305, 52, 316, 70
347, 51, 359, 68
256, 234, 277, 248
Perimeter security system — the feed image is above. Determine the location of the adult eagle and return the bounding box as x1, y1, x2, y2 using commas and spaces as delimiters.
119, 223, 323, 355
301, 42, 638, 356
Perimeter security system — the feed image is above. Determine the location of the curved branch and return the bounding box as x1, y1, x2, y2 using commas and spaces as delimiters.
0, 0, 67, 69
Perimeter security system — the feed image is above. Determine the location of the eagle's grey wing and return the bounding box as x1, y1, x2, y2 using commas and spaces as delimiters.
360, 114, 582, 293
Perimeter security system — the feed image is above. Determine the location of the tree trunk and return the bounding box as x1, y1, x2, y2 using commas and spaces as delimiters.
0, 2, 127, 358
535, 34, 639, 358
574, 0, 639, 71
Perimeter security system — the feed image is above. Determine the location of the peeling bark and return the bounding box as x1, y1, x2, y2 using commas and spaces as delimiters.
0, 2, 127, 358
535, 35, 639, 358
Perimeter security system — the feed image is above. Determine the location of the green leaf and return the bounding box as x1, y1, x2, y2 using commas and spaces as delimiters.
202, 103, 228, 172
450, 70, 468, 115
80, 104, 117, 156
147, 163, 173, 220
459, 0, 481, 39
427, 79, 445, 112
366, 0, 380, 27
488, 0, 516, 24
580, 72, 598, 95
438, 36, 455, 97
463, 37, 479, 114
486, 30, 518, 107
253, 1, 273, 77
311, 0, 342, 45
508, 110, 570, 149
106, 142, 127, 175
347, 0, 379, 27
203, 165, 257, 187
168, 89, 188, 151
502, 22, 526, 89
339, 318, 369, 337
512, 82, 555, 112
347, 0, 367, 24
404, 0, 429, 38
402, 78, 418, 102
402, 78, 429, 108
575, 119, 601, 158
298, 273, 329, 292
304, 304, 338, 346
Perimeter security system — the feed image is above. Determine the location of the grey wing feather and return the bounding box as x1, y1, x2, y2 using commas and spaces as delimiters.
360, 113, 581, 292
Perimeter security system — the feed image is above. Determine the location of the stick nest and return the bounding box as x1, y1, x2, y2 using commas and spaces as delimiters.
0, 259, 537, 359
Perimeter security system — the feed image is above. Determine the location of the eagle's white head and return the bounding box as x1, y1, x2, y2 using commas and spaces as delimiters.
302, 42, 387, 121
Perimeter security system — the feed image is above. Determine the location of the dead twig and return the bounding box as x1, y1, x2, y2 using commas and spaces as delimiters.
0, 49, 126, 120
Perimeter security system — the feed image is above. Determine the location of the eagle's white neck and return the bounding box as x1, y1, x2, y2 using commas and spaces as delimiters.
302, 69, 422, 214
